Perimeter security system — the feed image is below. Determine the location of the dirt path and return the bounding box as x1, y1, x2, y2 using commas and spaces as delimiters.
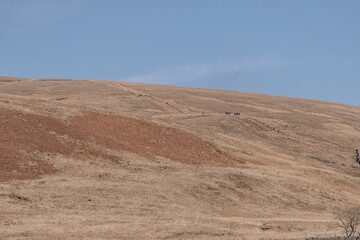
103, 81, 196, 114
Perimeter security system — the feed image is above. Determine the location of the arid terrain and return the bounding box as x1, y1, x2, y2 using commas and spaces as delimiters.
1, 76, 360, 240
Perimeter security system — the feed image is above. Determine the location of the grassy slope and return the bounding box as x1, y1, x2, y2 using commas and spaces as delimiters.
0, 77, 360, 239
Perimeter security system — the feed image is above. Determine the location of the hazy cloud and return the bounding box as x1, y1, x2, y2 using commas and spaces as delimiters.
0, 0, 90, 23
122, 58, 286, 85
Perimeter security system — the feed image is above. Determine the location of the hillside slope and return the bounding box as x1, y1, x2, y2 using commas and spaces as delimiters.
1, 76, 360, 239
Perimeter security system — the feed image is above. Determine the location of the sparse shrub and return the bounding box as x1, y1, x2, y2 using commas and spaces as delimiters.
9, 194, 29, 201
336, 206, 360, 238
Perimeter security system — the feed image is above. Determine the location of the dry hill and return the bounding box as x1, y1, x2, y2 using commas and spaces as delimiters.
1, 76, 360, 239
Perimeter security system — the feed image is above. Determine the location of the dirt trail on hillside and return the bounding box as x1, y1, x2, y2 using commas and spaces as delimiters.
104, 81, 197, 114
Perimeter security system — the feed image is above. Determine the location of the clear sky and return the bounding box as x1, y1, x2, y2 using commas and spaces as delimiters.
1, 0, 359, 106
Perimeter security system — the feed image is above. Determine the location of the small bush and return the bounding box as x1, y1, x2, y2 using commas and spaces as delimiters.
9, 194, 29, 201
336, 206, 360, 238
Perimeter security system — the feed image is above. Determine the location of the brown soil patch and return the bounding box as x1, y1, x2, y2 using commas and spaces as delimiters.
69, 112, 236, 167
0, 108, 73, 182
0, 108, 238, 182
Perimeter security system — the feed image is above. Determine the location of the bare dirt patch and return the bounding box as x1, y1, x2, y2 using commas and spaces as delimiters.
0, 108, 72, 182
69, 112, 238, 167
0, 108, 238, 182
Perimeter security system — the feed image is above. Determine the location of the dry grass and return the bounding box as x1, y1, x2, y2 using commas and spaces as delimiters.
1, 77, 360, 239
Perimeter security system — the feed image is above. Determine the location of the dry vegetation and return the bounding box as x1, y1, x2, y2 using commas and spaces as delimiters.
1, 76, 360, 239
336, 206, 360, 238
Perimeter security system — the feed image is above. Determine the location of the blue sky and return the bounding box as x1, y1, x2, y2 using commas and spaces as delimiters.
1, 0, 359, 106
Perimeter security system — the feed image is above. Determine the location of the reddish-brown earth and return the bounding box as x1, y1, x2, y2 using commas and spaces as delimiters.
0, 107, 238, 182
70, 112, 238, 167
0, 108, 71, 181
